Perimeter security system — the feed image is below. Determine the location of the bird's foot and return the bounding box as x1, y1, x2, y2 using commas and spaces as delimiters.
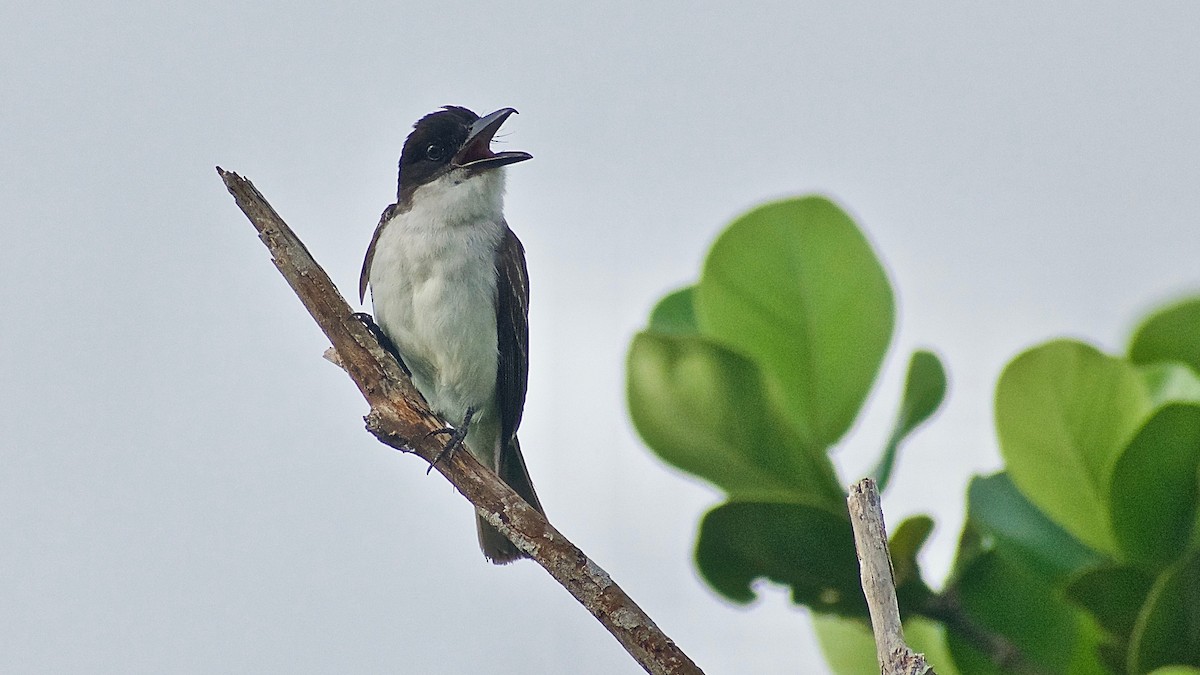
425, 407, 476, 474
351, 312, 409, 375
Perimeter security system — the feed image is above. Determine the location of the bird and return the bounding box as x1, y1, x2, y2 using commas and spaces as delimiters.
358, 106, 543, 564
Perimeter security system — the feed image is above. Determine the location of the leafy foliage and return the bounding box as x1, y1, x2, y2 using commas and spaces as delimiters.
695, 501, 864, 613
960, 472, 1102, 586
628, 196, 944, 616
628, 332, 843, 505
995, 340, 1155, 555
888, 515, 937, 610
626, 192, 1200, 674
873, 351, 947, 491
946, 550, 1106, 675
1067, 565, 1155, 669
1109, 404, 1200, 568
1130, 298, 1200, 374
694, 197, 895, 450
1127, 549, 1200, 673
814, 615, 962, 675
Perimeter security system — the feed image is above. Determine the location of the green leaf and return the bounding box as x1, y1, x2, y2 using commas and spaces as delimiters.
1066, 565, 1154, 641
648, 286, 699, 336
627, 332, 844, 507
947, 551, 1106, 675
695, 196, 894, 449
905, 618, 963, 675
995, 340, 1154, 554
813, 615, 962, 675
873, 350, 948, 491
695, 501, 863, 614
812, 616, 880, 675
1128, 550, 1200, 673
889, 515, 936, 609
1141, 361, 1200, 407
947, 518, 987, 589
1130, 296, 1200, 374
1110, 403, 1200, 569
965, 472, 1103, 586
1068, 619, 1117, 675
1147, 668, 1200, 675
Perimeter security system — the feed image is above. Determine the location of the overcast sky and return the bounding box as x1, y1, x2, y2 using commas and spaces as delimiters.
4, 3, 1200, 673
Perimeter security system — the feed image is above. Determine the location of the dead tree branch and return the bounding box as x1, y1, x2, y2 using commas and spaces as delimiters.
848, 478, 936, 675
217, 167, 703, 675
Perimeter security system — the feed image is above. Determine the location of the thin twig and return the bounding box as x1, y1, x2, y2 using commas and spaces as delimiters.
848, 478, 936, 675
217, 167, 703, 675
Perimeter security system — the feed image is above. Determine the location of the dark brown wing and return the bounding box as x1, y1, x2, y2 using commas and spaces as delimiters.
494, 224, 529, 445
483, 224, 543, 561
359, 203, 398, 304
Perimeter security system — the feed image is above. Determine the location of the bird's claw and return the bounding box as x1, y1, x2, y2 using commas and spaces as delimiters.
424, 407, 476, 474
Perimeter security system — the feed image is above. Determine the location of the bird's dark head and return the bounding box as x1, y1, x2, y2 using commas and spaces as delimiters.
397, 106, 532, 202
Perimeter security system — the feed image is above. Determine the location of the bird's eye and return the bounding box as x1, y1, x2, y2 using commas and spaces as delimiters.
425, 144, 446, 161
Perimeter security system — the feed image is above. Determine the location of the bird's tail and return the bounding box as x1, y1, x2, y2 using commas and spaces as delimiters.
477, 436, 543, 564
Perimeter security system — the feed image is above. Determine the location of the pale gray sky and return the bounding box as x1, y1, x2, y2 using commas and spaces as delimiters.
4, 3, 1200, 673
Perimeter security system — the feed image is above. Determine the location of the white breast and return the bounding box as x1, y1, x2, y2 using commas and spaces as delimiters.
367, 169, 508, 461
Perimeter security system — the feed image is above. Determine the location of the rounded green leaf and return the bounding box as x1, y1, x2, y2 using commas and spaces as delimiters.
695, 501, 864, 614
1148, 668, 1200, 675
695, 196, 894, 449
1110, 403, 1200, 569
1130, 297, 1200, 374
996, 340, 1154, 554
966, 472, 1102, 585
648, 286, 698, 336
1128, 550, 1200, 673
627, 332, 844, 507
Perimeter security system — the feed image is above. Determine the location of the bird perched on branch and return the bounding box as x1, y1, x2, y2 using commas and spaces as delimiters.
359, 106, 542, 564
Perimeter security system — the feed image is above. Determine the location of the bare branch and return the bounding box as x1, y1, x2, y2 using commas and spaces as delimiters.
848, 478, 936, 675
218, 167, 704, 675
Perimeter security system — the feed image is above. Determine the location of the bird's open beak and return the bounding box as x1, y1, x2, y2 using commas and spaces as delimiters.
453, 107, 533, 171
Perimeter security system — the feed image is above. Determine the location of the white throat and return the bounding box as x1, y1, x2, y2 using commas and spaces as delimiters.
402, 168, 507, 228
